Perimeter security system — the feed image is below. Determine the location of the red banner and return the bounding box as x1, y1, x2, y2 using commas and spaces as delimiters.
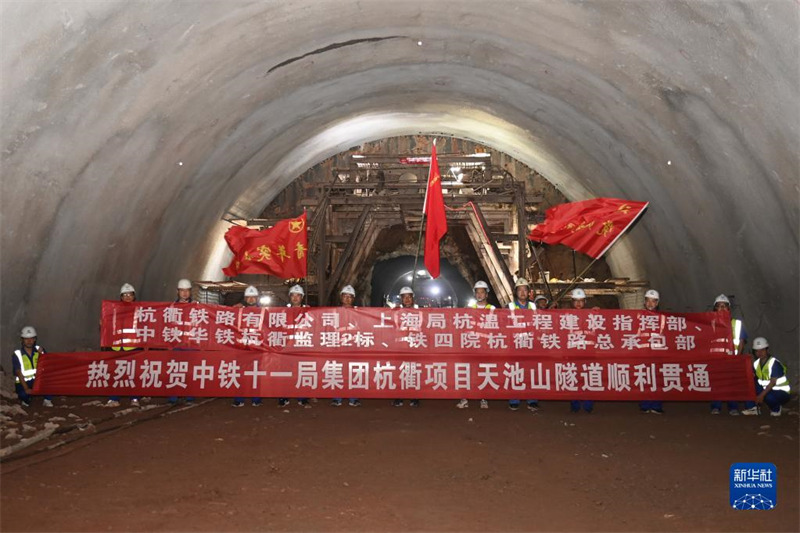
222, 213, 307, 278
34, 350, 754, 400
100, 302, 738, 356
528, 198, 648, 258
31, 303, 754, 399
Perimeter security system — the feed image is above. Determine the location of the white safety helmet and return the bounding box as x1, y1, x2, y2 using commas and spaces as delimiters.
244, 285, 259, 297
20, 326, 37, 338
571, 288, 586, 300
533, 294, 548, 303
752, 337, 769, 350
515, 278, 530, 288
473, 281, 490, 291
341, 285, 356, 296
289, 285, 305, 296
644, 289, 660, 301
177, 278, 192, 290
399, 286, 414, 296
714, 294, 730, 305
120, 283, 136, 295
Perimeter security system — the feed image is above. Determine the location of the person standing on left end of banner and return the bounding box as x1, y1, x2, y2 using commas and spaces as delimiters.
13, 326, 53, 408
106, 283, 142, 408
741, 337, 791, 417
232, 285, 263, 408
507, 278, 539, 413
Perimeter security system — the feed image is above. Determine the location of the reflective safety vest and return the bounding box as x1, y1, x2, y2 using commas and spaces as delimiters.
469, 303, 495, 310
732, 319, 744, 352
113, 326, 140, 351
754, 357, 791, 393
508, 301, 536, 310
14, 346, 43, 384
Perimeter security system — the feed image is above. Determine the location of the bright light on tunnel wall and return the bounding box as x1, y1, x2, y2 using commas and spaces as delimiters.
200, 219, 235, 282
203, 108, 645, 290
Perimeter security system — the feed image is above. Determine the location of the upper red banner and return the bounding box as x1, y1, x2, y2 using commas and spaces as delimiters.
101, 302, 737, 357
528, 198, 648, 259
222, 213, 307, 278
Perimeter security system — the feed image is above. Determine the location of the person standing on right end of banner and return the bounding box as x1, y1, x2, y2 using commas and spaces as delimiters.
710, 293, 748, 415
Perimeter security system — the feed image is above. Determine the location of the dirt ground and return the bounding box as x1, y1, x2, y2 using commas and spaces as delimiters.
1, 396, 798, 532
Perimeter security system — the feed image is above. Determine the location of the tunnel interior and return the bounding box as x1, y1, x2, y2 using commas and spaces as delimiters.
1, 1, 797, 373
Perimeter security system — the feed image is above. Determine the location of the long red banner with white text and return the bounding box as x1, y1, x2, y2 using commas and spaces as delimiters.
99, 302, 738, 356
31, 304, 755, 399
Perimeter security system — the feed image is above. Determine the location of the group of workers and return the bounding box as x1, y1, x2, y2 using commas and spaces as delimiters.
12, 276, 792, 418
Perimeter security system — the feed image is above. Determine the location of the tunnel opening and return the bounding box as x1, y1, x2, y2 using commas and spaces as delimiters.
370, 256, 473, 308
219, 135, 636, 309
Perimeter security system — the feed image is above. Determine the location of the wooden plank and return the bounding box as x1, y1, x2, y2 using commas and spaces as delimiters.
470, 202, 515, 295
324, 205, 371, 304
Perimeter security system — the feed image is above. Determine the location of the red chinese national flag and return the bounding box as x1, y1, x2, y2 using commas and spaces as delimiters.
424, 144, 448, 278
222, 213, 308, 278
528, 198, 648, 259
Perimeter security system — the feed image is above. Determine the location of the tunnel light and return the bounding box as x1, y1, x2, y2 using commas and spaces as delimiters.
178, 161, 184, 166
416, 269, 427, 276
259, 295, 271, 306
352, 154, 366, 159
667, 160, 672, 166
430, 285, 441, 295
417, 41, 423, 46
450, 166, 461, 173
466, 153, 491, 158
406, 274, 413, 281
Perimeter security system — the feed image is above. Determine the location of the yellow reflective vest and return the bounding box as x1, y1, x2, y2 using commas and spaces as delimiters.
508, 301, 536, 310
14, 346, 43, 384
469, 303, 495, 310
754, 356, 790, 393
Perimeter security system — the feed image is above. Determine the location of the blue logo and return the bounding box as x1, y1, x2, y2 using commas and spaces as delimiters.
730, 463, 777, 510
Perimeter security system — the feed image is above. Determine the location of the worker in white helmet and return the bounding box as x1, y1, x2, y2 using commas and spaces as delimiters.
710, 293, 748, 416
639, 289, 664, 414
742, 337, 791, 417
533, 294, 549, 309
332, 285, 360, 407
457, 281, 496, 410
508, 278, 539, 412
393, 287, 420, 408
13, 326, 52, 408
176, 278, 193, 303
106, 283, 142, 408
281, 285, 311, 408
569, 288, 594, 413
169, 279, 196, 406
232, 286, 264, 407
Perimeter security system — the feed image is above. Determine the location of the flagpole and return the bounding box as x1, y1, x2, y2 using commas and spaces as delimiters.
549, 256, 600, 308
528, 241, 555, 303
411, 138, 436, 295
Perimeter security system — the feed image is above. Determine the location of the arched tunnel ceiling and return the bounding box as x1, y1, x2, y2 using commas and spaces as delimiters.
1, 1, 798, 362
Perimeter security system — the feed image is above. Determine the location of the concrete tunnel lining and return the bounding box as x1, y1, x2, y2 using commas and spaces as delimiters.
1, 1, 798, 373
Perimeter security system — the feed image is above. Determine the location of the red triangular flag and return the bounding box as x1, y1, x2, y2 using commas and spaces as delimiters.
424, 143, 448, 278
